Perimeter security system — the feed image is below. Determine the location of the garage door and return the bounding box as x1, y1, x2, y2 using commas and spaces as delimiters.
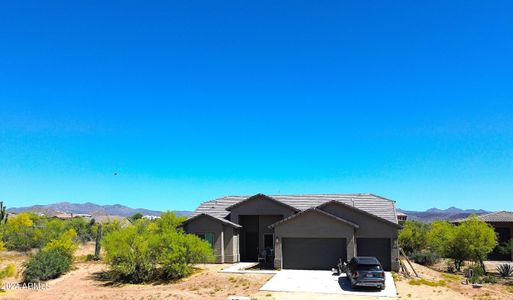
356, 238, 391, 271
282, 238, 346, 270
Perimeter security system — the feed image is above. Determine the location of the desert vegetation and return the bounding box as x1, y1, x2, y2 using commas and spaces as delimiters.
102, 212, 214, 282
398, 215, 513, 294
0, 201, 214, 286
399, 215, 497, 272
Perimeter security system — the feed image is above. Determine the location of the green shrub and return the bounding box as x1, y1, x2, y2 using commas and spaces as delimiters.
65, 218, 97, 243
482, 275, 498, 284
2, 213, 40, 251
428, 217, 497, 271
398, 221, 430, 255
469, 264, 485, 284
103, 212, 214, 283
411, 250, 439, 266
43, 229, 78, 260
23, 249, 72, 283
497, 264, 513, 278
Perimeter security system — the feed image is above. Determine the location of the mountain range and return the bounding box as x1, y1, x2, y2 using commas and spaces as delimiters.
398, 207, 490, 222
9, 202, 192, 218
9, 202, 490, 222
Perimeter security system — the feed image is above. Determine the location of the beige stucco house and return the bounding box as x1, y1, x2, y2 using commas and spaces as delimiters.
182, 193, 401, 271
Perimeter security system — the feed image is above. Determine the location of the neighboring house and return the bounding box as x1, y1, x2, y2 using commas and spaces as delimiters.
396, 212, 407, 222
52, 212, 93, 220
182, 193, 401, 271
453, 211, 513, 261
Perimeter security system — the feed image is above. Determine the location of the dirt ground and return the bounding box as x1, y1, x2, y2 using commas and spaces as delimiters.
2, 245, 513, 300
394, 261, 513, 300
1, 262, 272, 300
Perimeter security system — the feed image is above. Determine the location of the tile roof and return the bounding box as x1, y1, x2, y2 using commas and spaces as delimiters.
453, 211, 513, 223
191, 193, 398, 224
182, 213, 242, 228
268, 208, 360, 228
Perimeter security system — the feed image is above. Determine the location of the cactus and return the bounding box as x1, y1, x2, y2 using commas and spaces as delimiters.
0, 202, 7, 225
94, 223, 103, 259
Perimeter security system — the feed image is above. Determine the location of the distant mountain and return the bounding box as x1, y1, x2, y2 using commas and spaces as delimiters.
10, 202, 193, 218
398, 207, 490, 223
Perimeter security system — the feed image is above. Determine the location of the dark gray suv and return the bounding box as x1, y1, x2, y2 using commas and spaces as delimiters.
344, 257, 386, 290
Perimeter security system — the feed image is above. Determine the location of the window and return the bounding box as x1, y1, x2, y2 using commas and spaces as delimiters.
197, 233, 215, 248
264, 234, 274, 250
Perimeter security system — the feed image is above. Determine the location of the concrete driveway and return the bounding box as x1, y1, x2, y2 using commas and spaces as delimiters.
260, 270, 396, 297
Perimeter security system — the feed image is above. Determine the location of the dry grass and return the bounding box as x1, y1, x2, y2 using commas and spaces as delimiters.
408, 278, 446, 287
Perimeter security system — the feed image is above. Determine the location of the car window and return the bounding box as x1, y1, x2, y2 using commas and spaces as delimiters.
357, 264, 382, 271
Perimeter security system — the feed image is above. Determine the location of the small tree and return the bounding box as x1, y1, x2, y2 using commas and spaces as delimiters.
103, 213, 213, 283
457, 216, 497, 272
2, 213, 39, 251
427, 216, 496, 271
398, 220, 430, 255
128, 213, 143, 223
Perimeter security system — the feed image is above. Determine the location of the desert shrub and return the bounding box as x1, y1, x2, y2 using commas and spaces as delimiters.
102, 219, 123, 235
36, 218, 67, 247
22, 229, 78, 283
398, 221, 430, 255
499, 240, 513, 256
102, 223, 156, 282
482, 275, 498, 284
65, 218, 97, 243
43, 229, 78, 260
2, 213, 40, 251
23, 249, 72, 283
497, 264, 513, 278
428, 217, 497, 271
411, 250, 439, 266
103, 212, 214, 283
469, 264, 485, 284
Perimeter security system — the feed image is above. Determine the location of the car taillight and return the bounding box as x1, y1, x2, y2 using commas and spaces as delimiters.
353, 271, 359, 278
380, 271, 385, 277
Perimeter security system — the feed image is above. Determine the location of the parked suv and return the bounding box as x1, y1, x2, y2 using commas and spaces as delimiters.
344, 257, 385, 290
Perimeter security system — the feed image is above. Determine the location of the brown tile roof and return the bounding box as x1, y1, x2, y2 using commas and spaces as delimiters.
191, 193, 398, 224
268, 208, 360, 228
453, 211, 513, 223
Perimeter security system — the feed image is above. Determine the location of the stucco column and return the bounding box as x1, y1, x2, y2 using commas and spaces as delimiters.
347, 230, 356, 261
221, 230, 225, 263
274, 236, 282, 269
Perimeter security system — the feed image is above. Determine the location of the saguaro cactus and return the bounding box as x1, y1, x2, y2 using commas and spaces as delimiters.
94, 223, 103, 259
0, 202, 7, 225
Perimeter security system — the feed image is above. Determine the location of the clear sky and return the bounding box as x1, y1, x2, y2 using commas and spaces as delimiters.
1, 1, 512, 212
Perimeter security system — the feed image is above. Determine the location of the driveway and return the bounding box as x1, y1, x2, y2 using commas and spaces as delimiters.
260, 270, 397, 297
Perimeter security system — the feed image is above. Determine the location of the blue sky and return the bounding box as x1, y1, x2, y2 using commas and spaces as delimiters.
1, 1, 512, 211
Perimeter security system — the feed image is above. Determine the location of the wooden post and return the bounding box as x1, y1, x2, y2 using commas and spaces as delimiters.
400, 248, 419, 277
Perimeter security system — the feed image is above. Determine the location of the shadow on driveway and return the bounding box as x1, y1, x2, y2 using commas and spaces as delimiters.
337, 276, 382, 293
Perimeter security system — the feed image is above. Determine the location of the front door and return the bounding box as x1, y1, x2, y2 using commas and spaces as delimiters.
245, 232, 259, 261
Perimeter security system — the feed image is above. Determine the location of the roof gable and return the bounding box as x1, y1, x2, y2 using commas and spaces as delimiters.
317, 200, 401, 228
182, 213, 242, 228
225, 193, 300, 212
269, 208, 359, 229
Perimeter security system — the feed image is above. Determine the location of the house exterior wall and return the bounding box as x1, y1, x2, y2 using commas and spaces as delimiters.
320, 202, 400, 271
272, 211, 356, 269
489, 222, 513, 261
183, 215, 238, 263
230, 196, 296, 259
223, 227, 240, 263
228, 196, 296, 224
